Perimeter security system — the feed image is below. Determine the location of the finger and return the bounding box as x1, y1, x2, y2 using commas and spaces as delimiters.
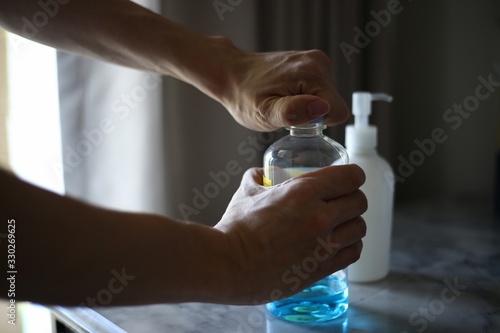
311, 215, 365, 262
296, 50, 349, 125
241, 167, 265, 187
292, 50, 350, 125
267, 95, 330, 129
307, 240, 363, 283
293, 164, 366, 200
330, 216, 367, 247
329, 240, 364, 271
321, 88, 350, 125
327, 191, 367, 229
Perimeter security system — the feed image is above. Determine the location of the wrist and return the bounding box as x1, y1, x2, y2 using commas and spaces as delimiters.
204, 36, 248, 106
155, 24, 245, 104
182, 221, 236, 303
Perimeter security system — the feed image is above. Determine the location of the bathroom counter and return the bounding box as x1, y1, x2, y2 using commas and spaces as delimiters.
49, 199, 500, 332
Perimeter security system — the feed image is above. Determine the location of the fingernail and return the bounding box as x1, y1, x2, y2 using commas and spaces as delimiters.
307, 99, 330, 118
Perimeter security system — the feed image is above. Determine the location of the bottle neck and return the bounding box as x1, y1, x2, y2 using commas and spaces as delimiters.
288, 123, 325, 137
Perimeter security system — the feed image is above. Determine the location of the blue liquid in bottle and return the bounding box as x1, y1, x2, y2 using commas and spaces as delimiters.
266, 273, 348, 323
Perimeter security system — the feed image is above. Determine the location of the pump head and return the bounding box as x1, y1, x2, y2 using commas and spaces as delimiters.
352, 92, 393, 128
346, 91, 393, 151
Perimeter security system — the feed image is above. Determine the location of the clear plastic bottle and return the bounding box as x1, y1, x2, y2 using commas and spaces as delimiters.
263, 118, 349, 324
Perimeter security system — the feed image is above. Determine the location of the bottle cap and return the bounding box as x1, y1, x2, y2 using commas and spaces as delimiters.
309, 117, 324, 124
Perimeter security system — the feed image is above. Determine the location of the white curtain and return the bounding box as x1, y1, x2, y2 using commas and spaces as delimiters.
58, 0, 166, 215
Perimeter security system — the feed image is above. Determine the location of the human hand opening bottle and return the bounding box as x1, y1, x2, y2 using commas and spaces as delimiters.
215, 164, 366, 310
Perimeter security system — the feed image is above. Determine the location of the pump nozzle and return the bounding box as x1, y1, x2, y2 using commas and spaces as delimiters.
346, 91, 393, 151
352, 92, 393, 128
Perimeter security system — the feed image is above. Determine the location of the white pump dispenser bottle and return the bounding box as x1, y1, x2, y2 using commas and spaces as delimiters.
346, 92, 395, 282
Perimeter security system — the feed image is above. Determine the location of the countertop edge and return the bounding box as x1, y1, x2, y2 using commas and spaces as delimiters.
49, 306, 126, 333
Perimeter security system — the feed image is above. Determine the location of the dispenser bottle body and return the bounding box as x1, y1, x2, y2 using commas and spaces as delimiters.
347, 150, 394, 282
263, 124, 349, 323
345, 91, 395, 283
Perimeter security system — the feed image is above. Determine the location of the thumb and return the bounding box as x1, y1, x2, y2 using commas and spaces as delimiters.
269, 95, 330, 128
241, 167, 265, 187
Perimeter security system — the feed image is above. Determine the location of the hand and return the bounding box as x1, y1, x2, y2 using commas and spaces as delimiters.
221, 49, 350, 132
214, 166, 367, 304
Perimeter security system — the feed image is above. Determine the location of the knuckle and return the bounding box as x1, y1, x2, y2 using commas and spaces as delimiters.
279, 180, 309, 207
283, 179, 331, 232
345, 240, 363, 264
297, 49, 332, 78
353, 241, 363, 261
348, 164, 366, 188
306, 49, 331, 67
287, 178, 316, 196
255, 97, 271, 120
356, 190, 368, 214
255, 97, 279, 129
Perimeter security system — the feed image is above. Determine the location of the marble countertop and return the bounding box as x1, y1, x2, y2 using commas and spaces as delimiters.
51, 199, 500, 332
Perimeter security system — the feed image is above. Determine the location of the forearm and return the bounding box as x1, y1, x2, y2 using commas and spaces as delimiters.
0, 0, 240, 104
1, 169, 233, 306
